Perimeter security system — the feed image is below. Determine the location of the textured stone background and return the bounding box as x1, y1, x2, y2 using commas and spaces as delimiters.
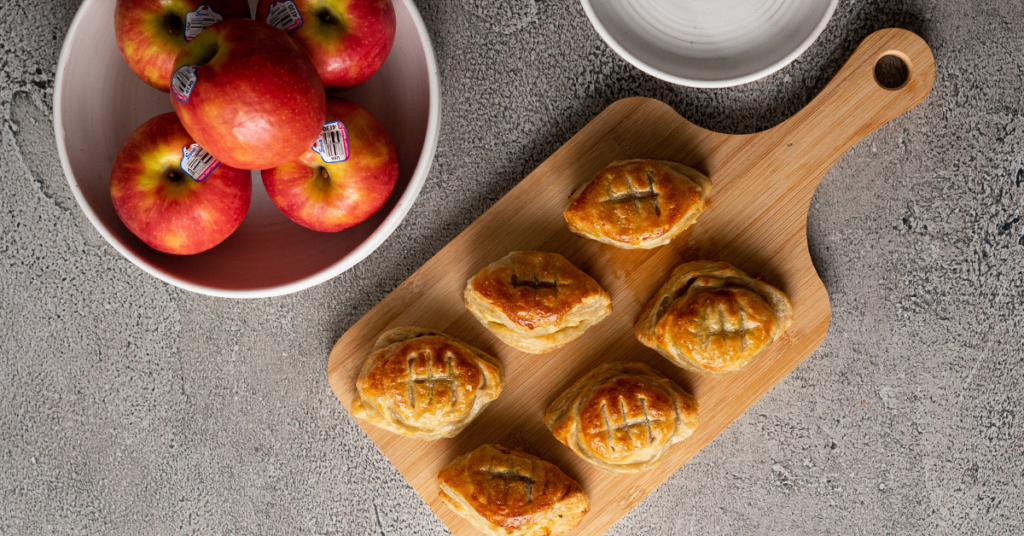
2, 0, 1024, 534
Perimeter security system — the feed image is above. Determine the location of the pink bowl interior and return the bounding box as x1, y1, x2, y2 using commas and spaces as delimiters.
56, 0, 436, 296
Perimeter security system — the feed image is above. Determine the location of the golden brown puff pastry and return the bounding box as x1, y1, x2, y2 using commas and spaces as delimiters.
635, 261, 794, 375
563, 159, 711, 249
438, 444, 589, 536
544, 361, 698, 474
464, 251, 612, 354
352, 327, 503, 440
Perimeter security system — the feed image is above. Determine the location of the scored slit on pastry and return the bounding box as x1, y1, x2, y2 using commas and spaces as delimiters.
479, 452, 537, 503
509, 271, 558, 297
602, 168, 662, 221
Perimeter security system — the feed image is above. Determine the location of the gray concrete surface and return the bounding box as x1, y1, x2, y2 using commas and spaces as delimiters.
2, 0, 1023, 534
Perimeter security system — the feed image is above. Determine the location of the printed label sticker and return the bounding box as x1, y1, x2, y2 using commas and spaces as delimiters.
184, 5, 223, 41
311, 121, 350, 164
266, 1, 303, 33
171, 65, 198, 104
180, 143, 220, 183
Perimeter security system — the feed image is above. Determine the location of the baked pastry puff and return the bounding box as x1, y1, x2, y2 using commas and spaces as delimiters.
464, 251, 612, 354
352, 327, 503, 440
438, 444, 590, 536
635, 261, 793, 375
544, 362, 698, 474
563, 159, 711, 249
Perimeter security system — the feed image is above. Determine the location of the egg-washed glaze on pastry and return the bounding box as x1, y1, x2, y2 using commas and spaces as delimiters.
635, 261, 793, 374
563, 159, 711, 249
464, 251, 612, 354
544, 361, 698, 474
352, 327, 503, 440
438, 444, 590, 536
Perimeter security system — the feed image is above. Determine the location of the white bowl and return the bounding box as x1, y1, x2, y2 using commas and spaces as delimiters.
581, 0, 838, 88
54, 0, 440, 298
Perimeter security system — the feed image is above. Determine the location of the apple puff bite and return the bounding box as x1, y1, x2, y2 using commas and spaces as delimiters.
352, 327, 503, 440
563, 159, 711, 249
635, 261, 793, 375
438, 444, 589, 536
464, 251, 612, 354
545, 361, 698, 474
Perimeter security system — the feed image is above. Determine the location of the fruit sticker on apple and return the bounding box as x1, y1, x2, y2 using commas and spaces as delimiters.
311, 121, 350, 163
183, 5, 223, 41
180, 143, 221, 182
171, 65, 198, 104
266, 1, 304, 33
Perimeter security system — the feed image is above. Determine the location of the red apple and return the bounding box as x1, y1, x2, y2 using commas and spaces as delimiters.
114, 0, 251, 92
170, 18, 327, 170
111, 113, 252, 255
260, 98, 398, 232
255, 0, 396, 89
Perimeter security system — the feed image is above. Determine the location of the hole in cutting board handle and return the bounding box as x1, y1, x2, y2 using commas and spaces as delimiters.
874, 54, 910, 90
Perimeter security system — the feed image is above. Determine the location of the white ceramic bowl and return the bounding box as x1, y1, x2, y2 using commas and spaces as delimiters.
54, 0, 439, 298
581, 0, 838, 88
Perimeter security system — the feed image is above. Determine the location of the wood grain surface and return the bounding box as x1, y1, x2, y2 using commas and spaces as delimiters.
327, 29, 935, 536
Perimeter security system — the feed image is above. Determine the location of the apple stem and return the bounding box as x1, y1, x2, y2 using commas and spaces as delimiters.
312, 7, 341, 26
164, 13, 184, 35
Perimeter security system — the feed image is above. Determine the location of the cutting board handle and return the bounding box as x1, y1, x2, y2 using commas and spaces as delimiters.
761, 28, 935, 172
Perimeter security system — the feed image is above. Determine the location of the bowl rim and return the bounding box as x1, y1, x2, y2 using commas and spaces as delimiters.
53, 0, 441, 299
579, 0, 839, 88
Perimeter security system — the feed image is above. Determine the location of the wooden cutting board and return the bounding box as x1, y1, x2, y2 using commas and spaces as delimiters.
327, 28, 934, 535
